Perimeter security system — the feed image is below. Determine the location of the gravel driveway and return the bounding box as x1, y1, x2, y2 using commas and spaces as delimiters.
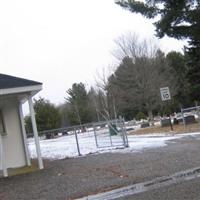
1, 135, 200, 200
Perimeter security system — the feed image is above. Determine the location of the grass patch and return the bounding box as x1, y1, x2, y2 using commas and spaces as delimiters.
8, 160, 39, 177
130, 122, 200, 135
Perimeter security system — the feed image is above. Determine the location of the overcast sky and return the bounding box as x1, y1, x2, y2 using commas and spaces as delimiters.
0, 0, 186, 105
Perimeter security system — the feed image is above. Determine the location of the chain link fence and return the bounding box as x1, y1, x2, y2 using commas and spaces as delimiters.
33, 118, 129, 157
181, 105, 200, 133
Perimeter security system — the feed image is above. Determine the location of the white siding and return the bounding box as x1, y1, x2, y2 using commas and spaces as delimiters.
0, 99, 26, 169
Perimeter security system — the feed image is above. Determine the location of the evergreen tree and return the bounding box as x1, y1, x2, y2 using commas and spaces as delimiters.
66, 83, 92, 125
166, 51, 190, 107
25, 97, 61, 134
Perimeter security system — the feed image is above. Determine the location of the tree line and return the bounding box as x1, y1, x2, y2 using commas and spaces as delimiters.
25, 38, 192, 133
25, 0, 200, 132
25, 83, 112, 133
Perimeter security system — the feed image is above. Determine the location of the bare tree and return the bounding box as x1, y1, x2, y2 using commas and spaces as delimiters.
113, 33, 158, 62
94, 67, 118, 120
88, 87, 101, 122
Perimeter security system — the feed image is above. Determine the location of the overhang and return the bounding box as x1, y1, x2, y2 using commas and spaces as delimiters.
0, 74, 42, 103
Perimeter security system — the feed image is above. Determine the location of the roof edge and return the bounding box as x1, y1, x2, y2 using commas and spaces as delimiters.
0, 73, 42, 85
0, 85, 42, 96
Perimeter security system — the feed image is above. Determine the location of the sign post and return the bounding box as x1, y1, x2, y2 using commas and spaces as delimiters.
160, 87, 173, 131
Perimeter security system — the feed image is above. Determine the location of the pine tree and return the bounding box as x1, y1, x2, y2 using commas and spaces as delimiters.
166, 51, 190, 107
66, 83, 92, 125
25, 98, 61, 134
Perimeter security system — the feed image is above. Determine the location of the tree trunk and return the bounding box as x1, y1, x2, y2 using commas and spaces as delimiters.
148, 110, 153, 122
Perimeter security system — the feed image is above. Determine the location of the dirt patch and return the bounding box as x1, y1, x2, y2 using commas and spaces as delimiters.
7, 159, 52, 177
130, 123, 200, 135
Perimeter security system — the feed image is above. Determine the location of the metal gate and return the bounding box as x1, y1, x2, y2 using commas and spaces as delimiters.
93, 118, 129, 148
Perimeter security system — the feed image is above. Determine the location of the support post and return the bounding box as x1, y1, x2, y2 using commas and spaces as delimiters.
169, 115, 173, 131
28, 96, 44, 169
74, 129, 81, 156
93, 124, 98, 148
19, 103, 31, 166
0, 135, 8, 177
166, 101, 173, 132
108, 123, 113, 147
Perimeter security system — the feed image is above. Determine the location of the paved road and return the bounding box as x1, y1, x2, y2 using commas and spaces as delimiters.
0, 134, 200, 199
118, 177, 200, 200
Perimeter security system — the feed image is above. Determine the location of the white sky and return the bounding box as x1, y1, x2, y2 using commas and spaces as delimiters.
0, 0, 186, 106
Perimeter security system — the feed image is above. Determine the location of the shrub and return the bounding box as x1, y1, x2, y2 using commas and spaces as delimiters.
135, 111, 146, 121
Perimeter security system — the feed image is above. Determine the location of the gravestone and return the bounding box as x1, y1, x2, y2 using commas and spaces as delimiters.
184, 115, 196, 124
140, 122, 150, 128
161, 118, 171, 127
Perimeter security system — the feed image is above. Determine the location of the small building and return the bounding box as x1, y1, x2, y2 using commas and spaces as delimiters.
0, 74, 43, 177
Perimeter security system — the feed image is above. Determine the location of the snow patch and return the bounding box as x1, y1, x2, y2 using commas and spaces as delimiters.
28, 132, 200, 160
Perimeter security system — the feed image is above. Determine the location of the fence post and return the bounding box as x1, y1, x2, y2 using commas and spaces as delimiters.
119, 117, 126, 148
181, 108, 186, 132
122, 117, 129, 147
74, 129, 81, 156
109, 124, 113, 147
197, 105, 200, 120
93, 124, 98, 148
107, 122, 113, 147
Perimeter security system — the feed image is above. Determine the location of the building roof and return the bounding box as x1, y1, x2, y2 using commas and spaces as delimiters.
0, 74, 42, 90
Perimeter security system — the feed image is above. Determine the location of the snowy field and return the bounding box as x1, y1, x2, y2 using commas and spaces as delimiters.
28, 131, 200, 160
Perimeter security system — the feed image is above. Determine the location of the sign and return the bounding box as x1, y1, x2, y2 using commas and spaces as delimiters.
160, 87, 171, 101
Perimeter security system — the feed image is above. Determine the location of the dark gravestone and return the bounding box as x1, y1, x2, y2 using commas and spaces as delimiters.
100, 124, 106, 128
126, 127, 134, 131
173, 118, 179, 125
184, 115, 196, 124
109, 124, 118, 135
140, 122, 150, 128
161, 118, 171, 127
177, 118, 183, 123
46, 133, 54, 139
62, 131, 68, 135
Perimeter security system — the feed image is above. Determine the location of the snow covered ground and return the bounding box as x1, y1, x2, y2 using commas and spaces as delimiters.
28, 132, 200, 160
